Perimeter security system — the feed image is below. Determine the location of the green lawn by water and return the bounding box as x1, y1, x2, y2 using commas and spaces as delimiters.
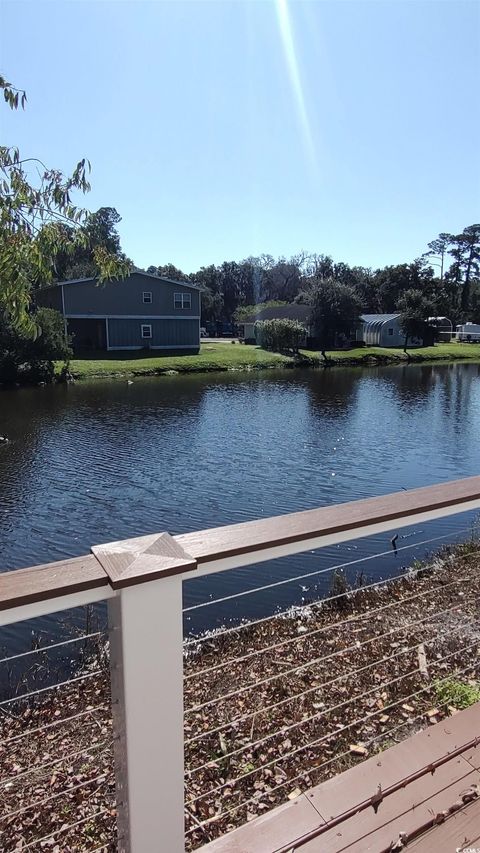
62, 342, 480, 380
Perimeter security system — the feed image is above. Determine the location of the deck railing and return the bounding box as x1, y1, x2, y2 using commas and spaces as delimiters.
1, 475, 480, 852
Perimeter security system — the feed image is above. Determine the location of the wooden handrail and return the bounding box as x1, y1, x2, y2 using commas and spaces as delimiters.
1, 475, 480, 611
0, 554, 107, 611
176, 475, 480, 562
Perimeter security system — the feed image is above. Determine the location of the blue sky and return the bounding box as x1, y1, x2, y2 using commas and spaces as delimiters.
1, 0, 479, 273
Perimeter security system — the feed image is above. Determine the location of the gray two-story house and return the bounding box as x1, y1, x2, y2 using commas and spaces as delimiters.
36, 270, 201, 353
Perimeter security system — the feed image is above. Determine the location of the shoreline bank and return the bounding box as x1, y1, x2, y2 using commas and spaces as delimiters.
58, 342, 480, 382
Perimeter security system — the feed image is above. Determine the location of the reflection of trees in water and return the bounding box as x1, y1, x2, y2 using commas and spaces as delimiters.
384, 364, 437, 410
434, 363, 480, 443
305, 367, 360, 420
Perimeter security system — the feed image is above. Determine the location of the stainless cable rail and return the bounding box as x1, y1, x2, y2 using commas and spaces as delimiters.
184, 601, 478, 746
184, 656, 480, 840
183, 561, 477, 682
182, 524, 477, 644
184, 597, 478, 716
182, 525, 475, 614
184, 641, 480, 807
0, 476, 479, 852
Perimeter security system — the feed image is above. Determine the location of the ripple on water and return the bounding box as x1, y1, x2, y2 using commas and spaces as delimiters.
0, 363, 479, 641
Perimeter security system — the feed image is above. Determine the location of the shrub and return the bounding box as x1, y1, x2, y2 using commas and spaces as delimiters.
254, 318, 305, 353
0, 307, 72, 385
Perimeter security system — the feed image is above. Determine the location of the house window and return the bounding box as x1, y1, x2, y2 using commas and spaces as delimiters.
174, 292, 191, 309
141, 324, 152, 339
388, 328, 394, 336
143, 291, 152, 304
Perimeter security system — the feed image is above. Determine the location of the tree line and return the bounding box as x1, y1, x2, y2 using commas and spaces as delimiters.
47, 209, 480, 332
145, 229, 480, 328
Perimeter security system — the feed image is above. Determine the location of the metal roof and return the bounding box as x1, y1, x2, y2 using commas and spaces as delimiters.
360, 313, 400, 324
39, 269, 200, 292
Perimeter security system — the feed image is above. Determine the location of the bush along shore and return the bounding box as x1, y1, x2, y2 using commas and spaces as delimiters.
55, 341, 480, 382
1, 542, 480, 850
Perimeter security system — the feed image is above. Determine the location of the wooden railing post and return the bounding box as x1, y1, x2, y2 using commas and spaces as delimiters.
93, 533, 197, 853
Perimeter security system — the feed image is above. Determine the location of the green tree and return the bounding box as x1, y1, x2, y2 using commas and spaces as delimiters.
304, 279, 362, 360
0, 77, 130, 333
54, 207, 130, 281
146, 263, 190, 282
0, 307, 71, 384
397, 289, 434, 353
373, 262, 434, 312
423, 232, 452, 281
447, 224, 480, 313
201, 287, 224, 323
233, 300, 288, 322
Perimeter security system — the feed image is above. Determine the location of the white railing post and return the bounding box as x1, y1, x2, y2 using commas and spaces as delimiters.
93, 533, 197, 853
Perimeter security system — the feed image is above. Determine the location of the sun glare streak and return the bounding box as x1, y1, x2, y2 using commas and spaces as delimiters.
275, 0, 318, 173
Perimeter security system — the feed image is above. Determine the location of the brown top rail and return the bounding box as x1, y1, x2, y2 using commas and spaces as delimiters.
0, 555, 108, 611
176, 475, 480, 563
1, 475, 480, 610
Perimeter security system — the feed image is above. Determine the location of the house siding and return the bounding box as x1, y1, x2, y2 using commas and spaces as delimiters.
108, 318, 200, 350
36, 287, 63, 313
63, 273, 199, 318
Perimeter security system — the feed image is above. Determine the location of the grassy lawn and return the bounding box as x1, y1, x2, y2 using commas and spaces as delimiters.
61, 341, 480, 380
305, 342, 480, 364
63, 343, 292, 378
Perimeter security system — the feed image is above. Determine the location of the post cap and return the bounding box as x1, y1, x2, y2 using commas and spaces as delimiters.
92, 532, 197, 589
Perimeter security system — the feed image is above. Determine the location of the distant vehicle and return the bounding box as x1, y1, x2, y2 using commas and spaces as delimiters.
456, 323, 480, 342
205, 322, 238, 338
200, 327, 207, 337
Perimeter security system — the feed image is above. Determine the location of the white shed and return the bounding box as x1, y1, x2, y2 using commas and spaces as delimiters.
357, 314, 422, 348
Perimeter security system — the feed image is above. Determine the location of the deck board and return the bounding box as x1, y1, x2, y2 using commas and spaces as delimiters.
299, 758, 478, 852
407, 796, 480, 852
201, 703, 480, 853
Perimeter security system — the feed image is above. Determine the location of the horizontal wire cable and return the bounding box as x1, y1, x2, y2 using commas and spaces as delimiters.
183, 528, 477, 613
185, 618, 476, 775
185, 704, 441, 835
185, 643, 479, 806
186, 642, 426, 772
184, 595, 477, 715
18, 808, 110, 851
185, 652, 478, 812
185, 597, 476, 743
183, 531, 478, 646
184, 570, 471, 682
0, 739, 110, 787
0, 668, 104, 708
1, 772, 109, 821
0, 704, 108, 748
185, 600, 475, 744
0, 631, 106, 667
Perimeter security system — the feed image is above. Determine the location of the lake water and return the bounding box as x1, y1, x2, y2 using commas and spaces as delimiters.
1, 362, 480, 645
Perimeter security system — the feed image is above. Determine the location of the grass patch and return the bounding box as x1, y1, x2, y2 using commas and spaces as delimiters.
302, 342, 480, 365
58, 341, 480, 381
61, 343, 293, 379
434, 678, 480, 709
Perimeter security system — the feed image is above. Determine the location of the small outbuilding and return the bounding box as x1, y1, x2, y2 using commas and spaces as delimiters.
356, 314, 410, 347
428, 317, 453, 342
